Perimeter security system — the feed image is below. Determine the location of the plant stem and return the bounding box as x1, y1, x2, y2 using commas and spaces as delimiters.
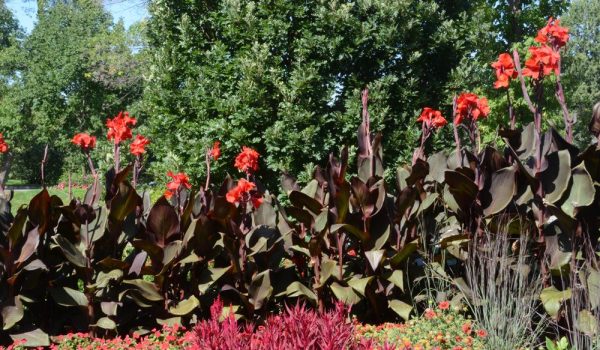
113, 143, 120, 173
452, 95, 462, 167
506, 89, 515, 130
205, 151, 211, 191
555, 55, 573, 143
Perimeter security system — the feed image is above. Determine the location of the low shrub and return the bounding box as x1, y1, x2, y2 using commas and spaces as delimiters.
355, 302, 487, 350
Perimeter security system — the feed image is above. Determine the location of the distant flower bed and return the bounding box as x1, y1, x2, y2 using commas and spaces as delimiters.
4, 325, 195, 350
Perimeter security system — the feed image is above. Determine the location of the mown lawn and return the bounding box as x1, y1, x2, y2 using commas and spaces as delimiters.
9, 187, 88, 214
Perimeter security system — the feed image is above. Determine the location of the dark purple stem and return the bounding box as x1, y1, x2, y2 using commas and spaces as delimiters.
555, 54, 573, 143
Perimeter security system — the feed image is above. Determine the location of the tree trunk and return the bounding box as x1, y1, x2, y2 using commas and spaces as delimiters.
0, 152, 14, 190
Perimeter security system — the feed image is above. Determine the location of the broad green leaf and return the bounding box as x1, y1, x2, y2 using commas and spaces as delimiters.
2, 299, 23, 330
561, 163, 595, 217
483, 165, 516, 216
417, 193, 438, 215
390, 240, 418, 268
198, 266, 231, 294
576, 309, 598, 336
253, 199, 277, 228
389, 299, 412, 321
330, 223, 369, 241
396, 167, 410, 190
100, 302, 120, 316
540, 286, 572, 318
91, 269, 124, 289
53, 235, 86, 268
330, 282, 361, 305
15, 227, 39, 264
248, 270, 272, 310
314, 209, 329, 232
319, 259, 339, 285
278, 281, 317, 304
10, 329, 49, 347
169, 295, 199, 316
427, 152, 447, 183
95, 317, 117, 330
348, 276, 373, 297
123, 279, 163, 301
386, 270, 404, 292
364, 249, 384, 271
542, 150, 571, 203
588, 268, 600, 310
49, 287, 88, 307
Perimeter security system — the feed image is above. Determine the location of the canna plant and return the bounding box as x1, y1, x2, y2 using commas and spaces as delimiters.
0, 15, 598, 349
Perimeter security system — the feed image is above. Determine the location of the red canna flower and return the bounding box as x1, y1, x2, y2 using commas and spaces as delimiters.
454, 93, 490, 125
417, 107, 447, 129
0, 133, 8, 153
234, 146, 260, 173
210, 141, 221, 160
130, 135, 150, 156
71, 133, 96, 151
226, 178, 263, 209
164, 171, 192, 198
535, 17, 569, 49
491, 53, 518, 89
522, 45, 560, 80
106, 111, 137, 144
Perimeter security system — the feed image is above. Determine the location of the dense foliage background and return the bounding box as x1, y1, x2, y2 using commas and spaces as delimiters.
0, 0, 597, 188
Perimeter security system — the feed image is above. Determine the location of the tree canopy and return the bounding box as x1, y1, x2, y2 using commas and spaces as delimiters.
0, 0, 596, 187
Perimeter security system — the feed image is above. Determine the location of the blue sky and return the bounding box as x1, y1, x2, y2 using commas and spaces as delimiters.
6, 0, 148, 32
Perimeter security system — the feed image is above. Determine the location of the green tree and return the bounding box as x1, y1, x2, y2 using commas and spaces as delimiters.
142, 0, 506, 186
3, 0, 144, 184
0, 0, 23, 187
562, 0, 600, 146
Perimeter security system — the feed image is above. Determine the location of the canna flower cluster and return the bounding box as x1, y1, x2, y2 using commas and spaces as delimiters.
454, 93, 490, 125
71, 133, 97, 152
491, 53, 517, 89
0, 133, 8, 153
210, 140, 221, 161
234, 146, 260, 173
522, 45, 560, 80
72, 111, 150, 157
130, 134, 150, 156
164, 171, 192, 199
227, 146, 263, 209
106, 111, 137, 144
535, 17, 569, 49
521, 17, 568, 80
417, 107, 447, 129
226, 178, 263, 209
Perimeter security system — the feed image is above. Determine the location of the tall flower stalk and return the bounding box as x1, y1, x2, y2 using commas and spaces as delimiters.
106, 111, 136, 173
130, 134, 150, 188
413, 107, 447, 165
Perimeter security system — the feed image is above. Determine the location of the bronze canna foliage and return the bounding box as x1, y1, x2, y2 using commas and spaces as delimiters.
0, 91, 599, 346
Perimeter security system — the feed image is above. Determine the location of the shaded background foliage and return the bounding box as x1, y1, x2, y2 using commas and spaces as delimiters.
0, 0, 597, 190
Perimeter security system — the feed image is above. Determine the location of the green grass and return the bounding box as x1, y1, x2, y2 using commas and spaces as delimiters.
5, 179, 28, 186
10, 187, 88, 214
